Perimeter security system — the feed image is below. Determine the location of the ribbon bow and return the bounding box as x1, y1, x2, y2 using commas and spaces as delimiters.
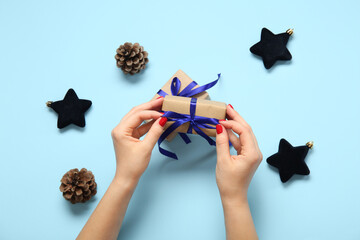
158, 98, 220, 160
157, 73, 221, 98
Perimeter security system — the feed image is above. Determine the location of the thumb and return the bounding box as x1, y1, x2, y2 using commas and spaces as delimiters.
143, 117, 167, 149
216, 123, 231, 161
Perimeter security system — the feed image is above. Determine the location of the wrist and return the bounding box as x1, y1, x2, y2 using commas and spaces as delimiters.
112, 175, 139, 193
220, 193, 248, 208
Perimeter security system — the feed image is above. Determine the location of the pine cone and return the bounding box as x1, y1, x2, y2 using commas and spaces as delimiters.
60, 168, 97, 204
115, 42, 149, 75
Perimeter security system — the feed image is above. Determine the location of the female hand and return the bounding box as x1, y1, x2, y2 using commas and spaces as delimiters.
215, 104, 262, 203
77, 98, 168, 240
111, 97, 167, 186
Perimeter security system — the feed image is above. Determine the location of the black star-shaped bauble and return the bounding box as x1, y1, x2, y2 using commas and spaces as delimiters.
267, 139, 312, 183
250, 28, 293, 69
47, 89, 92, 129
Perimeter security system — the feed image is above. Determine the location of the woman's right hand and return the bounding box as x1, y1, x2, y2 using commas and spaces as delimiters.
215, 104, 262, 203
111, 97, 167, 187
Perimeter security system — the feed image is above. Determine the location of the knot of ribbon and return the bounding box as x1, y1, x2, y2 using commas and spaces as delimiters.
158, 98, 220, 160
157, 73, 221, 98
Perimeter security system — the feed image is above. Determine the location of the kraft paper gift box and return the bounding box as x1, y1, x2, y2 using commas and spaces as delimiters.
161, 96, 226, 137
152, 69, 213, 140
151, 69, 210, 100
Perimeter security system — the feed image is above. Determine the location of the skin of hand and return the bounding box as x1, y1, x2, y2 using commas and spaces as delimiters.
215, 104, 262, 240
77, 97, 168, 240
111, 97, 167, 186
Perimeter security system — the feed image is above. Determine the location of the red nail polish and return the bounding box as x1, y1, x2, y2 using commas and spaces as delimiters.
219, 119, 225, 122
160, 112, 165, 115
156, 96, 164, 99
228, 104, 234, 109
159, 117, 168, 127
216, 124, 223, 134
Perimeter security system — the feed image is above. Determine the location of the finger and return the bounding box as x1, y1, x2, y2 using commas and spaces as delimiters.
132, 119, 155, 139
143, 117, 167, 149
226, 128, 241, 152
121, 110, 163, 134
226, 105, 261, 154
226, 104, 250, 128
220, 120, 254, 150
216, 124, 231, 161
123, 97, 164, 120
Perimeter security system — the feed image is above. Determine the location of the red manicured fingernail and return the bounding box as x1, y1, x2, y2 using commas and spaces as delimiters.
159, 117, 167, 127
216, 124, 223, 134
228, 104, 234, 109
160, 112, 164, 115
219, 119, 225, 122
156, 96, 164, 99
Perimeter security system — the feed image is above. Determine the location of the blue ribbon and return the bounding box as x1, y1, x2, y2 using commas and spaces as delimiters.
157, 73, 221, 98
158, 98, 219, 160
157, 73, 221, 144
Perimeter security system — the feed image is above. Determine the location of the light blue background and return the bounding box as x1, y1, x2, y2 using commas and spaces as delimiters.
1, 0, 359, 239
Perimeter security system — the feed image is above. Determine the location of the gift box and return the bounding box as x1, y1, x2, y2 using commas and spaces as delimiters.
151, 69, 210, 100
162, 95, 226, 137
152, 69, 220, 141
158, 96, 226, 159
